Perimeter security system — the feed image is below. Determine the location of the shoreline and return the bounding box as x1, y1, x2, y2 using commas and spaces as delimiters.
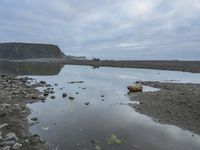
0, 74, 48, 149
1, 59, 200, 73
129, 81, 200, 134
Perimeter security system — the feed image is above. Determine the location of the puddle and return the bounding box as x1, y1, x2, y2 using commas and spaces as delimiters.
25, 65, 200, 150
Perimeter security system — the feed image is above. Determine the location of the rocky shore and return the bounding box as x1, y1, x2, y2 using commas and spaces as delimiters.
0, 74, 48, 150
129, 81, 200, 134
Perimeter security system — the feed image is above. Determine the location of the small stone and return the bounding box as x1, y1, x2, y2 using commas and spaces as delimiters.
40, 81, 46, 84
31, 117, 38, 121
69, 97, 74, 100
5, 133, 18, 142
49, 91, 55, 94
85, 102, 90, 105
12, 143, 22, 150
76, 92, 79, 94
43, 92, 49, 97
50, 96, 55, 99
95, 145, 101, 150
62, 93, 67, 98
31, 94, 38, 99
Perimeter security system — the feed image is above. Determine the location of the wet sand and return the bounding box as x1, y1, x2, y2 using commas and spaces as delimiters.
129, 81, 200, 134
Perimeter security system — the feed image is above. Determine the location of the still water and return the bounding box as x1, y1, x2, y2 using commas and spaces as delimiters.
25, 65, 200, 150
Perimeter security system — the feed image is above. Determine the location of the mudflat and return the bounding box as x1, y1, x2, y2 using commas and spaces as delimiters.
62, 60, 200, 73
2, 59, 200, 73
129, 81, 200, 134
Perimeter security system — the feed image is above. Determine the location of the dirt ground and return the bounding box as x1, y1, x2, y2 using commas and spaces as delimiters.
128, 81, 200, 134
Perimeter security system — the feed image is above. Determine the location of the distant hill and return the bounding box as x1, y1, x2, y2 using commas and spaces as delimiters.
0, 42, 66, 59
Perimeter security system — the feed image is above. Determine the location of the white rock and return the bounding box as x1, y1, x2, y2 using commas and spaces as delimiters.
0, 124, 8, 130
5, 133, 18, 142
12, 143, 22, 150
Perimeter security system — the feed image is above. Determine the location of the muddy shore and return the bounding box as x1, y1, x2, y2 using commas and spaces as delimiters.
129, 81, 200, 134
0, 74, 48, 150
2, 59, 200, 73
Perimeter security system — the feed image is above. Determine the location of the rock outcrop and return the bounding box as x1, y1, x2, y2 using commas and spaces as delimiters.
0, 42, 66, 59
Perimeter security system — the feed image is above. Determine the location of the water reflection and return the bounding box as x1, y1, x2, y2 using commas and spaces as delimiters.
0, 61, 63, 75
27, 65, 200, 150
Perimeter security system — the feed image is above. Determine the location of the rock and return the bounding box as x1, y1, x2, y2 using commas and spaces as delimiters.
12, 143, 22, 150
31, 94, 38, 99
127, 83, 143, 92
1, 146, 11, 150
50, 96, 55, 99
1, 103, 11, 108
0, 124, 8, 129
43, 92, 49, 97
31, 117, 38, 121
2, 141, 16, 145
62, 93, 67, 98
49, 91, 55, 94
101, 95, 104, 98
85, 102, 90, 105
40, 81, 46, 85
1, 74, 6, 78
68, 97, 74, 100
76, 92, 79, 94
95, 145, 101, 150
39, 96, 46, 101
41, 100, 45, 103
5, 133, 18, 142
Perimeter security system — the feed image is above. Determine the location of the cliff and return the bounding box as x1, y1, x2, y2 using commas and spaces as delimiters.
0, 43, 66, 59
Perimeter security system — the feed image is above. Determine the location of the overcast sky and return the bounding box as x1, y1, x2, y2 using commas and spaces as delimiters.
0, 0, 200, 60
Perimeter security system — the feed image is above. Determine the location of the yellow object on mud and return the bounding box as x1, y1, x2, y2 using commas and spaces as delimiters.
127, 84, 143, 92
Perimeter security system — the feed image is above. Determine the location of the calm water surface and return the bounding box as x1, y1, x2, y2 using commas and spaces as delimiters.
26, 65, 200, 150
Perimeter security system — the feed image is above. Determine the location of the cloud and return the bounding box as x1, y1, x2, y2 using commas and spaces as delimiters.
0, 0, 200, 60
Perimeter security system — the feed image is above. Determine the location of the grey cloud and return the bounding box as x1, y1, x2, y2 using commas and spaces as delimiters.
0, 0, 200, 60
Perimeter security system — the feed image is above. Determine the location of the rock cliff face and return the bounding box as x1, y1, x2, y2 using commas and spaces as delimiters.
0, 43, 66, 59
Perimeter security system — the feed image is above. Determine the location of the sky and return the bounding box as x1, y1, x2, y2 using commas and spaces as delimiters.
0, 0, 200, 60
